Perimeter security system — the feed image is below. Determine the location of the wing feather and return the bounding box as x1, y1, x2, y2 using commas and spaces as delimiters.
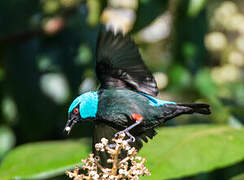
96, 28, 158, 96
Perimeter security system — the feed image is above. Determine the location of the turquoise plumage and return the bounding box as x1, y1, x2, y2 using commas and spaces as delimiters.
64, 27, 211, 167
68, 91, 99, 119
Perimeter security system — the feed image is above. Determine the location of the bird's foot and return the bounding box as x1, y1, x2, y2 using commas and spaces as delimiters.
114, 131, 135, 143
108, 131, 135, 148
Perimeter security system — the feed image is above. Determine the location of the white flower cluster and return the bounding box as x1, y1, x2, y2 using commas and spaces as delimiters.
66, 132, 150, 180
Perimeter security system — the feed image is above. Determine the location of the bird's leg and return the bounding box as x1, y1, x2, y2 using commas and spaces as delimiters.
108, 114, 143, 148
115, 119, 143, 143
108, 120, 143, 148
124, 131, 135, 143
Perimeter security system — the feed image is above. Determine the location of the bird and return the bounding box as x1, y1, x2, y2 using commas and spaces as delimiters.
64, 27, 211, 166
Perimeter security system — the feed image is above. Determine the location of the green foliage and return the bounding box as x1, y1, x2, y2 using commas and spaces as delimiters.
195, 69, 218, 97
232, 173, 244, 180
1, 125, 244, 180
140, 125, 244, 179
169, 65, 192, 91
87, 0, 101, 26
0, 139, 90, 180
187, 0, 208, 17
0, 0, 244, 179
0, 126, 15, 159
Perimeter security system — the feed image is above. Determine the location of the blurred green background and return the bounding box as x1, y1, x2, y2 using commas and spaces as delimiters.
0, 0, 244, 179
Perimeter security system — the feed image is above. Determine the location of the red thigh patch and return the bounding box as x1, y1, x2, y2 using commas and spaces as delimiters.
131, 113, 143, 121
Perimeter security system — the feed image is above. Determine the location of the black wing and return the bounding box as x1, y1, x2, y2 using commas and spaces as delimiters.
96, 28, 158, 96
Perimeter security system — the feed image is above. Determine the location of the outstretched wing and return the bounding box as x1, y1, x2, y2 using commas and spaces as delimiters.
96, 28, 158, 96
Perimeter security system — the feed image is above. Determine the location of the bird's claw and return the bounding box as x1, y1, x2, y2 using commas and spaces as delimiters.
114, 131, 122, 138
114, 131, 136, 142
128, 135, 135, 143
108, 133, 135, 148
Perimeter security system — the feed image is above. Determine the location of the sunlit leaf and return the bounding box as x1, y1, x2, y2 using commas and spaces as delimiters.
140, 125, 244, 179
0, 126, 15, 159
87, 0, 101, 26
187, 0, 208, 17
0, 139, 90, 180
1, 125, 243, 179
232, 172, 244, 180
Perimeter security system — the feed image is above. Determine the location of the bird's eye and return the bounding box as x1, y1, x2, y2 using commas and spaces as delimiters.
73, 108, 79, 114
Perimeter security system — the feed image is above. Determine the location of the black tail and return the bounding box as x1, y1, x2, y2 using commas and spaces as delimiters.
161, 103, 211, 123
177, 103, 211, 115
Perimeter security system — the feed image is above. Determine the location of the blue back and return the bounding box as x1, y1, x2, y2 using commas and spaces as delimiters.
137, 92, 175, 106
68, 91, 99, 118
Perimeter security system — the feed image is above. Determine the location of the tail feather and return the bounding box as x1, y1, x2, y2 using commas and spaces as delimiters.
161, 103, 211, 123
176, 103, 211, 115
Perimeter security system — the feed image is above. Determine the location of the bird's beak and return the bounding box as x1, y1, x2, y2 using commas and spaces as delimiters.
64, 117, 78, 135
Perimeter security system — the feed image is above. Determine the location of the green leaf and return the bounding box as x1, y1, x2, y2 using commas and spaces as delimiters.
195, 69, 218, 97
169, 65, 191, 91
87, 0, 101, 26
1, 125, 243, 180
0, 139, 91, 180
187, 0, 208, 17
231, 172, 244, 180
0, 126, 15, 159
140, 125, 244, 179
